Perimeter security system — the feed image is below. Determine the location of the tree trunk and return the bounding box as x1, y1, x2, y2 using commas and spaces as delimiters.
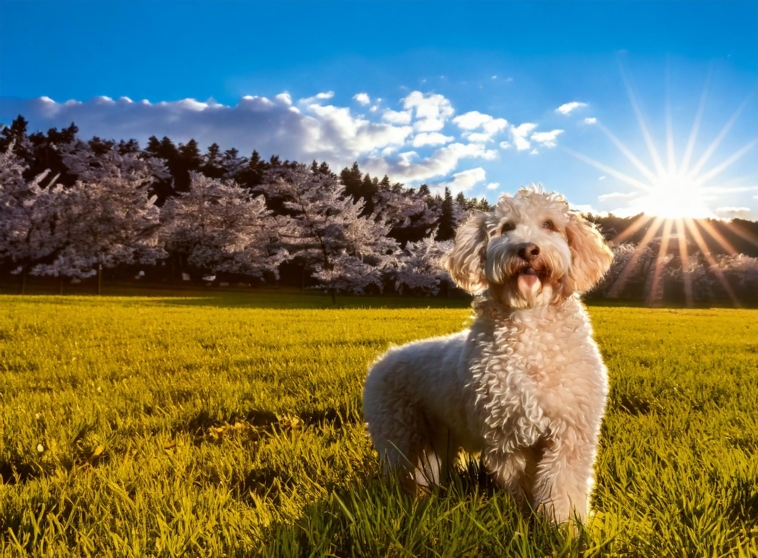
97, 265, 102, 295
20, 269, 27, 295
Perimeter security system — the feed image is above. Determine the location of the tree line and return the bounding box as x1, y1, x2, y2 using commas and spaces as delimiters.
1, 115, 757, 304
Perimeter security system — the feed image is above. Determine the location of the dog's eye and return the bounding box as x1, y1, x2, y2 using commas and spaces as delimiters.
495, 222, 515, 236
542, 220, 555, 231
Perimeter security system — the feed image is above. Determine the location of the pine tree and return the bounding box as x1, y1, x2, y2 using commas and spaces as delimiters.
437, 187, 456, 241
0, 116, 31, 160
202, 143, 224, 178
340, 162, 363, 199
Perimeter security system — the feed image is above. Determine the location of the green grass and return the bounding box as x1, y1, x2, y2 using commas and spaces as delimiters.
1, 292, 757, 557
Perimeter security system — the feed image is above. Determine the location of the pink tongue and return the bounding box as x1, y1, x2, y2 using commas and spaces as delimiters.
518, 273, 540, 292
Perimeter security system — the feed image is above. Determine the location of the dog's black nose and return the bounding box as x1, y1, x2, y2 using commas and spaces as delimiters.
518, 243, 540, 262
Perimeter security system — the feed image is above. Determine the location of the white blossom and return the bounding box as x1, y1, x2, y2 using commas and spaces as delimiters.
394, 233, 453, 295
32, 142, 165, 279
162, 172, 286, 278
258, 164, 399, 298
0, 146, 58, 282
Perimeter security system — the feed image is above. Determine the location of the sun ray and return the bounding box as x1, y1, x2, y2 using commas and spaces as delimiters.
665, 60, 676, 174
692, 138, 758, 187
683, 218, 740, 307
687, 94, 754, 179
608, 217, 664, 298
619, 62, 667, 177
563, 148, 654, 192
675, 219, 694, 307
646, 218, 673, 307
721, 221, 758, 248
679, 68, 712, 175
613, 213, 655, 244
596, 122, 660, 184
696, 220, 738, 256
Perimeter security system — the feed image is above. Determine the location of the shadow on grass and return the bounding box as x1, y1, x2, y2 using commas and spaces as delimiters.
5, 278, 758, 310
260, 460, 598, 558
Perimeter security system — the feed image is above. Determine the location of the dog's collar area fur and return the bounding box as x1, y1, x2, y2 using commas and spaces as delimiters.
472, 290, 579, 323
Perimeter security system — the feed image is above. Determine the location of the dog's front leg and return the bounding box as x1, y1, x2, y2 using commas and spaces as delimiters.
530, 433, 597, 524
486, 451, 531, 506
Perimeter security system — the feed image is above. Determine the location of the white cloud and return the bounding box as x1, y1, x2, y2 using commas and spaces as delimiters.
486, 182, 500, 190
453, 111, 495, 130
274, 92, 292, 105
432, 167, 487, 195
402, 91, 455, 132
463, 133, 491, 143
306, 103, 413, 158
399, 151, 419, 164
510, 123, 538, 151
453, 111, 508, 143
382, 108, 412, 125
353, 92, 370, 105
530, 129, 564, 148
297, 91, 334, 105
363, 142, 497, 185
4, 91, 563, 191
583, 117, 597, 125
715, 207, 752, 218
411, 132, 454, 147
556, 102, 588, 115
3, 94, 413, 169
570, 203, 607, 216
598, 192, 636, 201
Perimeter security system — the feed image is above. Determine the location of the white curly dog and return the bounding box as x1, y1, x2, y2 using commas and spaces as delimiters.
363, 186, 613, 524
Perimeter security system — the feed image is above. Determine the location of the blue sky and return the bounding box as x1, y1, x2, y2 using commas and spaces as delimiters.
1, 1, 757, 218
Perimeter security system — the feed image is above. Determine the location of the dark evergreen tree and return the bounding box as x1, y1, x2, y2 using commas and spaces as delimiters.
0, 116, 31, 159
144, 136, 179, 204
236, 150, 268, 190
88, 136, 116, 155
202, 143, 225, 178
437, 187, 456, 241
318, 161, 335, 178
117, 139, 141, 155
340, 162, 363, 200
455, 191, 468, 210
26, 123, 79, 185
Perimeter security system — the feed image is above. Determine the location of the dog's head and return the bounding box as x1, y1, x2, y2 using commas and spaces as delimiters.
442, 186, 613, 308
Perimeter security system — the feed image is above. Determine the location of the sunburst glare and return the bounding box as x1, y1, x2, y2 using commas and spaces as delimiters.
568, 64, 757, 306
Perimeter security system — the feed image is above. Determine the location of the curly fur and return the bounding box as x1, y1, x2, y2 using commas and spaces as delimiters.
363, 185, 614, 523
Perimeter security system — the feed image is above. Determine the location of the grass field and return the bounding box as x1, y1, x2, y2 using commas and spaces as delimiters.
1, 291, 757, 557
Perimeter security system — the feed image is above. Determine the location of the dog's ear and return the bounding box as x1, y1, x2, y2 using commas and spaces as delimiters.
442, 211, 489, 294
565, 213, 613, 293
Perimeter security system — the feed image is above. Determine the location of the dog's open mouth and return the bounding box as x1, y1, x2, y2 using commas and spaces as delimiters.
517, 266, 544, 294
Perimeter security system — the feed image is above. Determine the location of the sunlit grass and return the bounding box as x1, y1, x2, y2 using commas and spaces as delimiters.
1, 293, 757, 556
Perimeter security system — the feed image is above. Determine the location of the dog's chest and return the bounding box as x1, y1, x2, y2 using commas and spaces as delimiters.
468, 305, 602, 452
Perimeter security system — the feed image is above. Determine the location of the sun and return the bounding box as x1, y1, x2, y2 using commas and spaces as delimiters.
564, 64, 758, 307
635, 173, 714, 220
